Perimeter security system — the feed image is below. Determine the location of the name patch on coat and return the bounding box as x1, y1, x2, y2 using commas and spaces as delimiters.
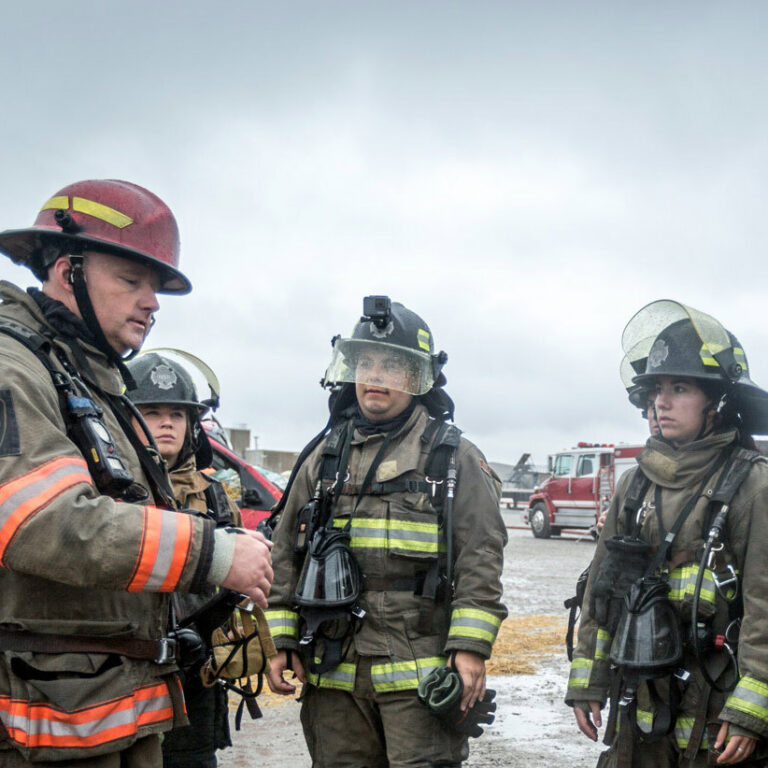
0, 390, 21, 457
377, 460, 399, 481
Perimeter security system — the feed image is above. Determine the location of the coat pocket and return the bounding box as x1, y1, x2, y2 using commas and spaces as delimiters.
386, 501, 441, 562
0, 650, 166, 762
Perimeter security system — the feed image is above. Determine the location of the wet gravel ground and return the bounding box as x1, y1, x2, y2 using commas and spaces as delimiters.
218, 525, 606, 767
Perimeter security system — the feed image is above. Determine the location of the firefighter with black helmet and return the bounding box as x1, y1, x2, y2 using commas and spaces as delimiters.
0, 180, 272, 767
265, 296, 507, 767
127, 351, 245, 768
567, 299, 768, 767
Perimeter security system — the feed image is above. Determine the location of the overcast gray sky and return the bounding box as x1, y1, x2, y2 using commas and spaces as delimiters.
2, 2, 768, 465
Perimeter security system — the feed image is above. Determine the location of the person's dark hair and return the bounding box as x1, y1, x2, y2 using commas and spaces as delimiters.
698, 380, 757, 449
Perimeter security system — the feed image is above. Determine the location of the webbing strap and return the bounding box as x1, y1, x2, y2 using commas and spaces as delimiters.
338, 479, 431, 496
623, 470, 652, 536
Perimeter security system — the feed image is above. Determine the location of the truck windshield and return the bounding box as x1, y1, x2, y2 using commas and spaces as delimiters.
553, 455, 572, 476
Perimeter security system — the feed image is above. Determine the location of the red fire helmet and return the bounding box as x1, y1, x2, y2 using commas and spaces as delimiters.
0, 179, 191, 294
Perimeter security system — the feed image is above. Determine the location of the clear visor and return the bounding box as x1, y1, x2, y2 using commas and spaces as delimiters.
324, 338, 435, 396
139, 346, 221, 410
619, 355, 637, 392
621, 300, 733, 372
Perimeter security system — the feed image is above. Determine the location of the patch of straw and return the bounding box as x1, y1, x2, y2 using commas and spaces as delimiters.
486, 614, 566, 675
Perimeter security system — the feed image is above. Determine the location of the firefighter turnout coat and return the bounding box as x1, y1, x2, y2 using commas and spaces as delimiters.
0, 282, 216, 762
266, 403, 508, 693
566, 430, 768, 755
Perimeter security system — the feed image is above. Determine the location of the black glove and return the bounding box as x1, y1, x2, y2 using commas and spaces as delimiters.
417, 666, 496, 738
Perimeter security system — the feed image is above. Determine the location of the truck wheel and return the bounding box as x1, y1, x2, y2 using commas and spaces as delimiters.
529, 503, 551, 539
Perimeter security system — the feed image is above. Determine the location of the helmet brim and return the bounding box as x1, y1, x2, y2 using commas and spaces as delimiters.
0, 227, 191, 295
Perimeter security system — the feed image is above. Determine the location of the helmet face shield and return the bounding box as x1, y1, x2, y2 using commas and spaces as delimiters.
622, 300, 737, 384
324, 338, 435, 396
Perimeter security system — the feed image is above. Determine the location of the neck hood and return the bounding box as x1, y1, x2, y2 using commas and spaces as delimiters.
637, 429, 737, 488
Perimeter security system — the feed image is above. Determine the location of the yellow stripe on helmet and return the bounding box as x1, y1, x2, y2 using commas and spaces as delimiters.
39, 195, 134, 229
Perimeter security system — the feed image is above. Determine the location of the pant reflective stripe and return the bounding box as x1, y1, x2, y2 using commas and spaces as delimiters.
0, 457, 91, 564
371, 656, 445, 692
127, 507, 193, 592
568, 658, 593, 689
668, 565, 716, 606
595, 629, 612, 661
265, 609, 299, 639
448, 608, 501, 645
306, 661, 356, 691
0, 681, 172, 749
675, 716, 709, 750
726, 676, 768, 722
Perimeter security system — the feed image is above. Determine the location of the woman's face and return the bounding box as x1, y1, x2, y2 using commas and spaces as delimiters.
136, 403, 188, 465
652, 376, 714, 446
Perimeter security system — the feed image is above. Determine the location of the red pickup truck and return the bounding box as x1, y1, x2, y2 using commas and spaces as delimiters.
204, 426, 285, 530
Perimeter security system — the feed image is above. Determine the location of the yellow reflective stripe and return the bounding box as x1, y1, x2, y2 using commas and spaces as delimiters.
450, 608, 502, 628
371, 656, 444, 692
674, 716, 709, 750
448, 608, 502, 645
568, 657, 593, 689
595, 628, 612, 661
417, 329, 431, 351
726, 676, 768, 722
40, 195, 69, 211
264, 609, 299, 639
332, 516, 442, 553
306, 660, 356, 691
668, 565, 716, 605
73, 196, 133, 228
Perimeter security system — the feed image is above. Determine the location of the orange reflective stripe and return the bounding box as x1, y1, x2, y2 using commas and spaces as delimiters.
0, 457, 91, 563
127, 507, 193, 592
0, 681, 172, 749
161, 512, 192, 592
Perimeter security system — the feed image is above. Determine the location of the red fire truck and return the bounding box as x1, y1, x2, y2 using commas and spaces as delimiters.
523, 442, 643, 538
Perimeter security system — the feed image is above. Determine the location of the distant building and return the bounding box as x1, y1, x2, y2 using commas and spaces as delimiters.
491, 455, 549, 508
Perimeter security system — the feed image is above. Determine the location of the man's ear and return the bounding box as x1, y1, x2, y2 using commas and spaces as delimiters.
46, 256, 75, 293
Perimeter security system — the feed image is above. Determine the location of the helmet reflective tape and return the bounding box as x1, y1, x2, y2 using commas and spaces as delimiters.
417, 328, 431, 351
324, 338, 435, 396
41, 196, 134, 229
701, 345, 748, 372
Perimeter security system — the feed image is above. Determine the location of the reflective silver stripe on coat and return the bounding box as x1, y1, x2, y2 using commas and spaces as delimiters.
306, 661, 356, 691
725, 676, 768, 723
568, 658, 593, 689
595, 628, 611, 661
264, 609, 299, 639
371, 656, 445, 692
448, 608, 501, 644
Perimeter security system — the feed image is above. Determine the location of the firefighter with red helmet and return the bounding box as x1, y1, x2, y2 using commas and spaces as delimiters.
0, 180, 272, 767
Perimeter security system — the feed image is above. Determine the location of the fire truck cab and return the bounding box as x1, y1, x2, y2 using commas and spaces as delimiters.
524, 442, 642, 538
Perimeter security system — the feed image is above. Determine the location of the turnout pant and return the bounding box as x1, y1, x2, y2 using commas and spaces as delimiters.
1, 735, 162, 767
300, 656, 468, 767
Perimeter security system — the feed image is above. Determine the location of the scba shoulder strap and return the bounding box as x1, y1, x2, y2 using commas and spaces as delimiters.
0, 319, 176, 507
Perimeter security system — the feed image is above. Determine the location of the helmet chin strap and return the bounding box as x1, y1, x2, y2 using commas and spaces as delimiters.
695, 394, 726, 441
68, 255, 137, 388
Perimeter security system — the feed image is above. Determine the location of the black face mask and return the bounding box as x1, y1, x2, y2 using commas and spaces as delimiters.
28, 288, 96, 345
354, 399, 417, 435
